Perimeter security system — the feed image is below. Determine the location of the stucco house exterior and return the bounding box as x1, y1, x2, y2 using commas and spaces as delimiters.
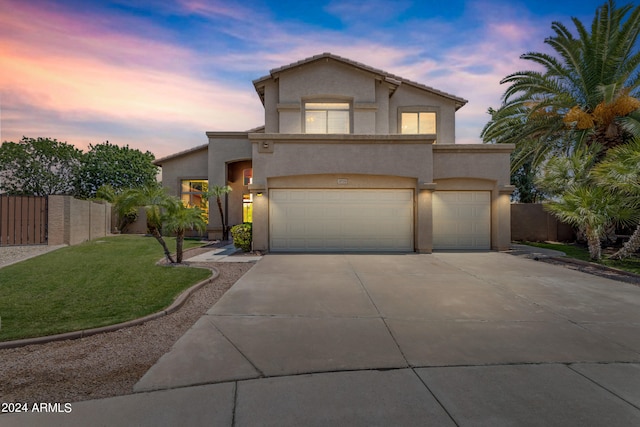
155, 53, 515, 253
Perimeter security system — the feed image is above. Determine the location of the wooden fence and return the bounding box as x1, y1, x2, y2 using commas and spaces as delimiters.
0, 195, 48, 246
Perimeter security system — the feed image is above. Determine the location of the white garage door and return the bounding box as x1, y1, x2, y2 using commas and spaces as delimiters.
433, 191, 491, 250
269, 189, 413, 252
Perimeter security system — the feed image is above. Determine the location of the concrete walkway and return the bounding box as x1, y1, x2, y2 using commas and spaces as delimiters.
4, 252, 640, 426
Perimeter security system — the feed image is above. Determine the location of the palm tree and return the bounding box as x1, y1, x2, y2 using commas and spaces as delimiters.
95, 184, 138, 232
482, 0, 640, 172
537, 146, 639, 260
544, 184, 635, 260
164, 203, 206, 263
203, 185, 232, 240
592, 139, 640, 258
116, 184, 177, 263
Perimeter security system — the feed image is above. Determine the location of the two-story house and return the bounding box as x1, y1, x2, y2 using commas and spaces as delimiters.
155, 53, 514, 253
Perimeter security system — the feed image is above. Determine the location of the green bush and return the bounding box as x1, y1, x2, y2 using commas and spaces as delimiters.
231, 222, 252, 252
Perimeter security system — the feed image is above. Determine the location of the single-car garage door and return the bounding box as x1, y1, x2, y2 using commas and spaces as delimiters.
432, 191, 491, 250
269, 189, 413, 252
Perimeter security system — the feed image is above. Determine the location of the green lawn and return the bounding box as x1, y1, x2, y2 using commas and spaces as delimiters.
0, 235, 211, 342
523, 241, 640, 275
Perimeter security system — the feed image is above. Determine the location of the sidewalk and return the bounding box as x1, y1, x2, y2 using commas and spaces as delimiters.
186, 243, 262, 263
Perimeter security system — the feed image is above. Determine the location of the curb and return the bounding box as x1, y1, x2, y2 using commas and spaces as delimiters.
0, 266, 219, 350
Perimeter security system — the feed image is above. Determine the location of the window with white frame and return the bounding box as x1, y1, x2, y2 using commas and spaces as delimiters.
401, 111, 436, 134
304, 102, 350, 134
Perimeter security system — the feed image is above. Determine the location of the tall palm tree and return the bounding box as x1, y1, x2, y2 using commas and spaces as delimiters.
593, 139, 640, 258
164, 203, 206, 263
482, 0, 640, 172
116, 184, 176, 263
203, 185, 232, 240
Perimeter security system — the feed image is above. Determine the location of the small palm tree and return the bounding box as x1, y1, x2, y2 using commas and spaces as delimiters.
537, 146, 638, 260
164, 203, 206, 263
544, 184, 635, 260
95, 184, 138, 232
116, 184, 176, 263
203, 185, 232, 240
592, 139, 640, 258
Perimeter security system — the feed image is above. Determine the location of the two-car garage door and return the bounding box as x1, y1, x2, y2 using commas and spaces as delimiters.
269, 189, 413, 252
268, 189, 491, 252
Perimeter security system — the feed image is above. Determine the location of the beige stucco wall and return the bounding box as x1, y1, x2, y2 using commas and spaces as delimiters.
262, 58, 456, 139
227, 160, 252, 228
275, 60, 378, 134
432, 144, 515, 251
158, 146, 209, 198
157, 139, 516, 252
263, 80, 279, 133
249, 134, 434, 185
389, 85, 457, 144
433, 145, 512, 185
206, 132, 252, 238
245, 136, 514, 252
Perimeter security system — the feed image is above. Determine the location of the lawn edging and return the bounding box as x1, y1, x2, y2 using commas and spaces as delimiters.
544, 256, 640, 286
0, 266, 218, 350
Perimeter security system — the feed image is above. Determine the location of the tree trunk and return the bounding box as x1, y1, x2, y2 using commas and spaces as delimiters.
216, 196, 227, 240
610, 224, 640, 260
176, 232, 184, 264
151, 227, 175, 264
586, 227, 602, 261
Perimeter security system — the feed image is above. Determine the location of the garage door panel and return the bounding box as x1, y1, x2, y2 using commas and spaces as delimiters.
433, 191, 490, 250
269, 189, 413, 252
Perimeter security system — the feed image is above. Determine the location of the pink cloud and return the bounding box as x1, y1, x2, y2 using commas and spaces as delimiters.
0, 1, 263, 157
0, 0, 561, 155
178, 0, 257, 21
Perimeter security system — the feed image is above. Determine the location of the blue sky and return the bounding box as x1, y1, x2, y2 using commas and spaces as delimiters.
0, 0, 612, 158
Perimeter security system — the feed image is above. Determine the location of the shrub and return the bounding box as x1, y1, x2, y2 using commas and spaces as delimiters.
231, 222, 252, 252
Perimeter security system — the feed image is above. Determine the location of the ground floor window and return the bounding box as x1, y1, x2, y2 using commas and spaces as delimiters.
181, 179, 209, 222
243, 193, 253, 223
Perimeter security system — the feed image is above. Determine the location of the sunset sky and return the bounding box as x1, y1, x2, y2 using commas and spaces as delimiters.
1, 0, 609, 159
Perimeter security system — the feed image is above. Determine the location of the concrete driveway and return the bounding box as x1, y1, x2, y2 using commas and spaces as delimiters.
7, 252, 640, 426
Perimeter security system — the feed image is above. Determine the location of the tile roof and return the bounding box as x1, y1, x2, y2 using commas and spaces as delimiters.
153, 143, 208, 165
253, 52, 467, 109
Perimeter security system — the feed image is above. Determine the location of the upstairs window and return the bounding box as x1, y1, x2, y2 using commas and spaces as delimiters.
305, 102, 350, 134
401, 111, 436, 134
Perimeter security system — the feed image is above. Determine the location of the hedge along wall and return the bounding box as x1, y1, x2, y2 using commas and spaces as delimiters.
48, 195, 112, 246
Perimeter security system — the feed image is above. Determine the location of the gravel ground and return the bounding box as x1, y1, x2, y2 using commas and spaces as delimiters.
0, 259, 254, 405
0, 245, 67, 269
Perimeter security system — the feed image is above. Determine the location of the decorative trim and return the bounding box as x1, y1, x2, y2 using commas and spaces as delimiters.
433, 144, 515, 153
277, 103, 300, 111
354, 103, 378, 111
249, 133, 435, 144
